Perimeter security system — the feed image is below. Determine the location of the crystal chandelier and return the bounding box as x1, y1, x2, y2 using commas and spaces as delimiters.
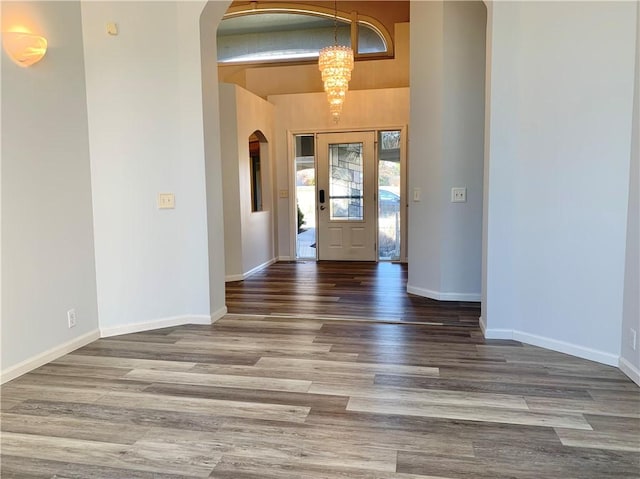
318, 2, 354, 123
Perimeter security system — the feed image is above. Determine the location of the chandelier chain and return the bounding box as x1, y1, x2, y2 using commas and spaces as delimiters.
333, 0, 338, 45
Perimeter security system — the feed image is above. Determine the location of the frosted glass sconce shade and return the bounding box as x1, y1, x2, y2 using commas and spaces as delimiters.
3, 31, 48, 67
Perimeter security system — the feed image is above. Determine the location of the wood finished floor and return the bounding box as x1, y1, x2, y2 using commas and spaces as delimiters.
1, 263, 639, 478
226, 261, 481, 324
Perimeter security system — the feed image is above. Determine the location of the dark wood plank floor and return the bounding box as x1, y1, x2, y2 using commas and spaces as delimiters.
226, 261, 481, 325
2, 262, 639, 478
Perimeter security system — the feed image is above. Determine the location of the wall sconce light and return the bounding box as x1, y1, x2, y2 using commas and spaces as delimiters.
2, 31, 48, 67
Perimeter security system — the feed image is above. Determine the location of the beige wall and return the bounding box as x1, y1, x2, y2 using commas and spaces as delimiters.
219, 23, 409, 98
219, 83, 242, 278
268, 87, 409, 259
219, 83, 276, 280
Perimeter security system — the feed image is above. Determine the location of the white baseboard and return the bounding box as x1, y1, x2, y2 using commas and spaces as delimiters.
1, 308, 231, 384
245, 258, 276, 278
225, 258, 276, 283
482, 327, 515, 340
1, 329, 100, 384
211, 306, 227, 324
619, 357, 640, 386
277, 256, 293, 261
478, 316, 487, 335
483, 327, 619, 367
100, 314, 214, 338
225, 273, 244, 282
407, 284, 481, 302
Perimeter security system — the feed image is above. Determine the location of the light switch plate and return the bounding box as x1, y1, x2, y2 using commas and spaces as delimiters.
158, 193, 175, 209
451, 187, 467, 203
413, 188, 421, 202
279, 189, 289, 199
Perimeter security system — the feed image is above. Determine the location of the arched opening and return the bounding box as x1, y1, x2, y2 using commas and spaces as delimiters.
202, 0, 485, 310
249, 130, 268, 212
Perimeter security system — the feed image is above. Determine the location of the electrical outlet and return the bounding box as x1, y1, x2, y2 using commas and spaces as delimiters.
631, 328, 637, 351
67, 309, 77, 328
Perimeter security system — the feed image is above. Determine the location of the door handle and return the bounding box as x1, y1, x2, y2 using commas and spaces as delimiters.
320, 205, 326, 210
319, 189, 325, 203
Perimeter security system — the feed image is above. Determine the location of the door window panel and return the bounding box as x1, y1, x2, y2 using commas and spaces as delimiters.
378, 130, 401, 261
295, 134, 316, 259
329, 142, 364, 221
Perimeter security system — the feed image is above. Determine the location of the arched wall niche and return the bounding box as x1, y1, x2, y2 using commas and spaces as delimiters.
249, 130, 268, 213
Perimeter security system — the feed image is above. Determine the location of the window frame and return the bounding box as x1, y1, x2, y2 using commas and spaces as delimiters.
249, 136, 264, 213
218, 3, 394, 66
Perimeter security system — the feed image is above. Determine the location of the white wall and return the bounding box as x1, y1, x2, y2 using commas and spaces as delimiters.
201, 1, 232, 316
620, 3, 640, 383
219, 83, 275, 280
1, 1, 99, 381
481, 1, 520, 333
408, 1, 443, 294
408, 1, 486, 301
268, 88, 410, 260
441, 2, 486, 295
81, 1, 216, 334
483, 1, 637, 366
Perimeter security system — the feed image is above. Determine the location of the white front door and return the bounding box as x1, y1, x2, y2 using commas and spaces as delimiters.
317, 131, 376, 261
